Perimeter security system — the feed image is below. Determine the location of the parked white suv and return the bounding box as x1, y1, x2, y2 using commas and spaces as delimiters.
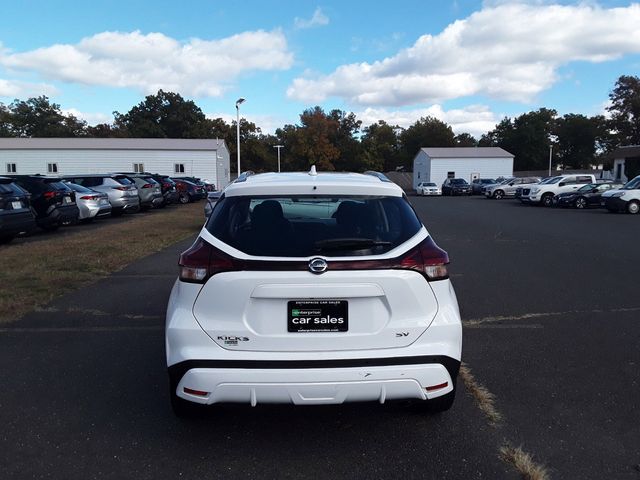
484, 177, 541, 199
521, 174, 596, 207
602, 175, 640, 214
166, 170, 462, 416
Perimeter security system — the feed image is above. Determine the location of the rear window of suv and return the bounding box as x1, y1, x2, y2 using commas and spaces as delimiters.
207, 195, 422, 257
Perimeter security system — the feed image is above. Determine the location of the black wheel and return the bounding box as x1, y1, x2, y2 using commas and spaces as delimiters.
575, 197, 587, 209
169, 372, 204, 418
179, 193, 191, 204
427, 389, 456, 412
627, 200, 640, 214
542, 193, 554, 207
493, 189, 504, 199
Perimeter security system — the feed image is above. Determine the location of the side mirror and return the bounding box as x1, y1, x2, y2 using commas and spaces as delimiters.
559, 182, 566, 187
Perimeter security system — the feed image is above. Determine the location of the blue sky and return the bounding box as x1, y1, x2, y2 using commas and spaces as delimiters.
1, 0, 639, 137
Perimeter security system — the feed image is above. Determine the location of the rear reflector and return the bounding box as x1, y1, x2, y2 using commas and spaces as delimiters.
183, 387, 209, 397
425, 382, 449, 392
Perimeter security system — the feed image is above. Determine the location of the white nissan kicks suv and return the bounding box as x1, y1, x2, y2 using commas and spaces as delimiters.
166, 170, 462, 416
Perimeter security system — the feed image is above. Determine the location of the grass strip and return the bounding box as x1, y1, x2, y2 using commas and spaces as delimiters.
459, 362, 502, 425
0, 203, 203, 323
499, 444, 550, 480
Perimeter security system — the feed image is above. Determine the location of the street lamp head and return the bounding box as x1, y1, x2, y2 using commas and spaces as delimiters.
235, 98, 246, 107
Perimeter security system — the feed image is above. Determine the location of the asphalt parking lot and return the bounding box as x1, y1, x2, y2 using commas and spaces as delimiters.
1, 196, 639, 479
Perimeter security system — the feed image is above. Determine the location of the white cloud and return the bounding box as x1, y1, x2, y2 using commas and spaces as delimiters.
0, 78, 58, 98
62, 108, 112, 126
356, 104, 499, 138
288, 3, 640, 106
294, 8, 329, 29
0, 30, 294, 97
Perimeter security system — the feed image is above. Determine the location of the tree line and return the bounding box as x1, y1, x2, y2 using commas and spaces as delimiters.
1, 75, 639, 173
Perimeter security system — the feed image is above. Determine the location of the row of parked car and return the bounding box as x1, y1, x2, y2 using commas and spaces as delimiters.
416, 173, 640, 214
480, 173, 640, 214
0, 173, 216, 243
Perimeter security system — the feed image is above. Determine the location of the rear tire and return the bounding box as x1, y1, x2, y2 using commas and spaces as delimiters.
169, 372, 204, 418
627, 200, 640, 214
179, 193, 191, 204
575, 197, 587, 209
427, 389, 456, 412
542, 193, 554, 207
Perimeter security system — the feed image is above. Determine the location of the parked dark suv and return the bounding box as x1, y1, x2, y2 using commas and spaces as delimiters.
442, 178, 472, 196
174, 176, 215, 192
10, 175, 79, 230
149, 174, 180, 205
172, 178, 206, 203
0, 176, 36, 243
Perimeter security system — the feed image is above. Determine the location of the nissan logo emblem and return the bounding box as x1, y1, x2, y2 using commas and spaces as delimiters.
308, 257, 328, 274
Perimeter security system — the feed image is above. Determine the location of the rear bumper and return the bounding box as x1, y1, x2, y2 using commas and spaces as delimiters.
0, 210, 36, 236
169, 356, 460, 405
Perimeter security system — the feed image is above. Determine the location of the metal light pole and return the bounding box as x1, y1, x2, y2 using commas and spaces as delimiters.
235, 98, 245, 177
548, 134, 558, 177
273, 145, 284, 172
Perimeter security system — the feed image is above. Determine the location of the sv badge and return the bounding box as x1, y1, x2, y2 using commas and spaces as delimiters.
395, 332, 410, 337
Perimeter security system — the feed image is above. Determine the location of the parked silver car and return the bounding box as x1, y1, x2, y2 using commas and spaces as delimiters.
62, 174, 139, 215
63, 182, 112, 222
116, 173, 163, 210
484, 177, 541, 199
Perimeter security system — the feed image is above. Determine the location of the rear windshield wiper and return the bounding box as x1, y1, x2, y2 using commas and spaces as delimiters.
314, 238, 392, 252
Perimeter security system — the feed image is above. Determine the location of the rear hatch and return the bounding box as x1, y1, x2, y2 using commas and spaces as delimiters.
112, 175, 139, 197
43, 179, 76, 207
183, 194, 449, 353
0, 178, 30, 212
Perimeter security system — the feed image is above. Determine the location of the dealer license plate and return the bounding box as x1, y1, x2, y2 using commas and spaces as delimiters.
288, 300, 348, 333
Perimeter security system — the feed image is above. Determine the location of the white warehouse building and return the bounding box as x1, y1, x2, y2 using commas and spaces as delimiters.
412, 147, 514, 189
0, 138, 231, 188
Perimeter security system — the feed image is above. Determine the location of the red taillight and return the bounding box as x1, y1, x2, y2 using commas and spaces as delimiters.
79, 195, 98, 200
162, 182, 171, 188
142, 183, 153, 189
397, 236, 450, 281
43, 191, 57, 199
178, 237, 239, 283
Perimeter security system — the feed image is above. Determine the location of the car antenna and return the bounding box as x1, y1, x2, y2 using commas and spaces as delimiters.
309, 165, 317, 176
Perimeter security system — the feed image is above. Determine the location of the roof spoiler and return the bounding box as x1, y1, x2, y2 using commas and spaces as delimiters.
363, 171, 392, 183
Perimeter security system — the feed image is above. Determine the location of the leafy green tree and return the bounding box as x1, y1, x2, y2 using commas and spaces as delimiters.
113, 90, 211, 138
360, 120, 402, 171
9, 96, 86, 137
480, 109, 556, 170
0, 104, 12, 137
328, 109, 362, 171
399, 116, 456, 168
554, 114, 604, 169
454, 133, 478, 147
607, 75, 640, 146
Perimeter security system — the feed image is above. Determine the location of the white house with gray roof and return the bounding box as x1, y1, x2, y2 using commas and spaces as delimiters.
0, 138, 231, 188
412, 147, 514, 189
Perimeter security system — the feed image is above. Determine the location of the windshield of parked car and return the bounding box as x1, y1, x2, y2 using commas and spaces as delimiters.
539, 176, 561, 184
578, 183, 597, 192
426, 183, 436, 186
207, 195, 422, 257
65, 182, 93, 193
482, 179, 495, 184
0, 181, 25, 195
622, 176, 640, 189
450, 179, 468, 185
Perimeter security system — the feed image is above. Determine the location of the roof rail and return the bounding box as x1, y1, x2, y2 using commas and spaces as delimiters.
363, 171, 392, 182
235, 170, 255, 183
